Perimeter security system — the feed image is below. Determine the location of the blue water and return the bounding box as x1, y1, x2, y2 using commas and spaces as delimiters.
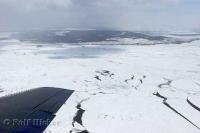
37, 45, 123, 59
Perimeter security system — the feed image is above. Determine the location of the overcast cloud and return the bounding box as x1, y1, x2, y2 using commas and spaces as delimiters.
0, 0, 200, 31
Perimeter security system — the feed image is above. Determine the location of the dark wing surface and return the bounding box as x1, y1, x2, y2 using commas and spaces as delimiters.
0, 87, 74, 133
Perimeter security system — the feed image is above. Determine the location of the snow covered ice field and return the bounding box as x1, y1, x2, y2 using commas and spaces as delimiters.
0, 32, 200, 133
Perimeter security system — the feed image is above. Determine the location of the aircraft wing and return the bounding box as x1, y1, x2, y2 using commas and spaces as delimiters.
0, 87, 74, 133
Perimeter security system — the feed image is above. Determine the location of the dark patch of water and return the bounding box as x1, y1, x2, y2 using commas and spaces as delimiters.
37, 45, 123, 59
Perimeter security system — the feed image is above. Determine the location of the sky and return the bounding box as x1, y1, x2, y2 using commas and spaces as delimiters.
0, 0, 200, 31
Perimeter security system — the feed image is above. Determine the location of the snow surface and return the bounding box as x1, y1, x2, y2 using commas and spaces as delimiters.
0, 36, 200, 133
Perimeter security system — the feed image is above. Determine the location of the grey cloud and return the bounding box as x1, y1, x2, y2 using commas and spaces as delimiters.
0, 0, 199, 31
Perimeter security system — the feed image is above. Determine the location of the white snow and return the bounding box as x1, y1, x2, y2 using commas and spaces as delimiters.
0, 37, 200, 133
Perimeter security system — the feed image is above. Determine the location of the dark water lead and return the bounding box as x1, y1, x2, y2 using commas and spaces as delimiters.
153, 92, 200, 130
187, 97, 200, 112
71, 99, 90, 133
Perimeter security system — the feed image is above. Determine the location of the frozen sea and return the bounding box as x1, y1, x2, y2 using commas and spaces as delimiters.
0, 30, 200, 133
